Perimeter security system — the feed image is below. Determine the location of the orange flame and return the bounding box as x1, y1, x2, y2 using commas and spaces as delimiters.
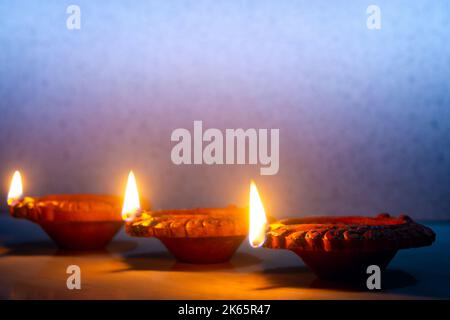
7, 171, 23, 205
121, 171, 141, 221
248, 181, 267, 247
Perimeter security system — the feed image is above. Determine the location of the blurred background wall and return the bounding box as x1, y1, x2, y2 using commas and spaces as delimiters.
1, 0, 449, 219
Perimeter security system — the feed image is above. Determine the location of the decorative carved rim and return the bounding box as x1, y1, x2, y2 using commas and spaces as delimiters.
264, 214, 435, 252
126, 206, 248, 238
9, 195, 122, 222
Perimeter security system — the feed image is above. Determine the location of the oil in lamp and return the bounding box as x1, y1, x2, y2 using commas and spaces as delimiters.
6, 170, 123, 250
124, 174, 249, 264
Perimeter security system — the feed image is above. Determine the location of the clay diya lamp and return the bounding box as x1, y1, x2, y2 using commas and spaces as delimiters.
263, 214, 436, 280
126, 207, 249, 264
7, 171, 123, 250
121, 173, 251, 264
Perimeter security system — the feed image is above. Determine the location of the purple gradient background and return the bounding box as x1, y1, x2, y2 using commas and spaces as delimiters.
1, 1, 450, 219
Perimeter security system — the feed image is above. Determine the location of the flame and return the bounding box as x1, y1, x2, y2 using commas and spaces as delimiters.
7, 171, 23, 205
121, 171, 141, 221
248, 181, 268, 247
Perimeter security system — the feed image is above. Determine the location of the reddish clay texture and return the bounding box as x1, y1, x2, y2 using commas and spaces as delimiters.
9, 194, 123, 250
264, 214, 435, 279
126, 206, 248, 264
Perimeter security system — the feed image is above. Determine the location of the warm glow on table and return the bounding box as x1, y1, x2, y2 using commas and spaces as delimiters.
1, 214, 447, 300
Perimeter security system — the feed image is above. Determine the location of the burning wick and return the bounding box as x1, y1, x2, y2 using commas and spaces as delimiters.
248, 181, 268, 248
7, 170, 23, 206
122, 170, 141, 221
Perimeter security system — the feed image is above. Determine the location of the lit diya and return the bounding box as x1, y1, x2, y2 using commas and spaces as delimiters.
7, 171, 123, 250
263, 214, 436, 279
123, 175, 251, 264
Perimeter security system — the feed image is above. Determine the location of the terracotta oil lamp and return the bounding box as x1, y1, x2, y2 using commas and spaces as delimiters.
123, 175, 250, 264
7, 171, 123, 250
243, 185, 436, 280
263, 214, 436, 280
